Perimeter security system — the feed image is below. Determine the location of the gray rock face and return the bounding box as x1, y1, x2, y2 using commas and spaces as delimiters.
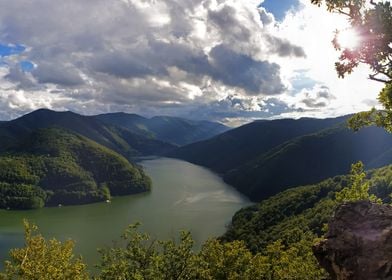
313, 200, 392, 280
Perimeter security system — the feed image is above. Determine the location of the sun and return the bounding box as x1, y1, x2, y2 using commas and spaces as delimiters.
337, 28, 361, 50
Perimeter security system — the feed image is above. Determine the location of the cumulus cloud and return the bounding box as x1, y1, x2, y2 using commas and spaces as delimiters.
300, 85, 335, 109
0, 0, 309, 124
0, 0, 382, 125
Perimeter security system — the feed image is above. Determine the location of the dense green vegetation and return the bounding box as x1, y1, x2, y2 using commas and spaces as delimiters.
96, 112, 229, 146
222, 164, 392, 253
170, 116, 392, 201
0, 128, 151, 209
0, 109, 175, 158
0, 221, 89, 280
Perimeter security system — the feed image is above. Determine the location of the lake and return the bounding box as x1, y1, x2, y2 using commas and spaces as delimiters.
0, 158, 251, 269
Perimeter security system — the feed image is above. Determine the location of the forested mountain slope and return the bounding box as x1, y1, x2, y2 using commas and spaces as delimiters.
221, 164, 392, 253
0, 109, 174, 158
0, 128, 151, 209
169, 116, 392, 201
169, 116, 348, 173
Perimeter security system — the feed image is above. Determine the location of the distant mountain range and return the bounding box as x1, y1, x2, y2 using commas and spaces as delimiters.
169, 116, 392, 201
95, 112, 229, 146
0, 109, 228, 157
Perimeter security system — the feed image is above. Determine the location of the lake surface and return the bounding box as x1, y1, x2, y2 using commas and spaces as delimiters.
0, 158, 251, 269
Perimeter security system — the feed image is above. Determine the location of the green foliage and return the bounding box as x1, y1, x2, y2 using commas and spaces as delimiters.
95, 223, 327, 280
223, 163, 392, 255
0, 221, 328, 280
0, 220, 89, 280
349, 85, 392, 132
0, 183, 46, 209
97, 224, 200, 280
0, 128, 151, 209
336, 161, 381, 203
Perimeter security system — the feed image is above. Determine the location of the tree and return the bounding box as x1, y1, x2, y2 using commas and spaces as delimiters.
0, 220, 89, 280
96, 223, 327, 280
96, 223, 197, 280
311, 0, 392, 131
335, 161, 381, 203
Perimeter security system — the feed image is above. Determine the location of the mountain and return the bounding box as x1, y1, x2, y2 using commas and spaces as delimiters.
169, 116, 348, 173
0, 128, 151, 210
169, 116, 392, 201
0, 109, 175, 157
95, 112, 229, 146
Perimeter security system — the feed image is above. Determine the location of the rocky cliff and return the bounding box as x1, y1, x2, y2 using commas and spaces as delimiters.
313, 200, 392, 280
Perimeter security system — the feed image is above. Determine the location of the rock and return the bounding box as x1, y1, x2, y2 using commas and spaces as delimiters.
313, 200, 392, 280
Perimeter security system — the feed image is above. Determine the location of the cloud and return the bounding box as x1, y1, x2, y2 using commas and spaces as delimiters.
300, 85, 335, 108
265, 35, 306, 57
32, 63, 84, 86
0, 0, 307, 123
0, 0, 382, 125
209, 44, 286, 95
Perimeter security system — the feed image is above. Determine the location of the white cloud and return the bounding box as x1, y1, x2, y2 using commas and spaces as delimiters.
0, 0, 383, 125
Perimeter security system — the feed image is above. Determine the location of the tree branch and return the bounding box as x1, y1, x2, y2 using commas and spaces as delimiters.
369, 73, 390, 83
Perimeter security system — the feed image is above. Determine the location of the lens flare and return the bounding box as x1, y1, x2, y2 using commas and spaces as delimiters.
337, 28, 361, 50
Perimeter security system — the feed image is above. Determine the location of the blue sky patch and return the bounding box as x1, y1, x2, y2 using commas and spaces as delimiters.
290, 70, 317, 93
260, 0, 300, 21
0, 44, 25, 57
20, 60, 34, 72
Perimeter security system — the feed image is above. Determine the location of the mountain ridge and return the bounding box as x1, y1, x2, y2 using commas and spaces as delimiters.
169, 115, 392, 201
95, 112, 229, 146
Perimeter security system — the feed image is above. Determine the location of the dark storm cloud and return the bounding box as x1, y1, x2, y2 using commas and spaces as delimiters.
208, 5, 252, 42
209, 44, 286, 95
32, 63, 84, 86
266, 35, 306, 57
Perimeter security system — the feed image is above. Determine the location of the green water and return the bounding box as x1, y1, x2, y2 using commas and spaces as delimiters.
0, 158, 251, 268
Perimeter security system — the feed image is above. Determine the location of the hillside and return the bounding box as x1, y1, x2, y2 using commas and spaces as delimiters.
221, 164, 392, 253
95, 113, 229, 146
169, 116, 348, 173
225, 124, 392, 201
169, 116, 392, 201
0, 128, 151, 210
0, 109, 175, 158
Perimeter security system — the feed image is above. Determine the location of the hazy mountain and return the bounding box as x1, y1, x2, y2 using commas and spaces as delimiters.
95, 112, 229, 146
169, 116, 392, 201
0, 109, 175, 157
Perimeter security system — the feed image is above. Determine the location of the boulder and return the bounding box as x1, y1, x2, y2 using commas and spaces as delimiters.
313, 200, 392, 280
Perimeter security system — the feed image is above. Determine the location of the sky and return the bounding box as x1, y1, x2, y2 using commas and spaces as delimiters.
0, 0, 384, 126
